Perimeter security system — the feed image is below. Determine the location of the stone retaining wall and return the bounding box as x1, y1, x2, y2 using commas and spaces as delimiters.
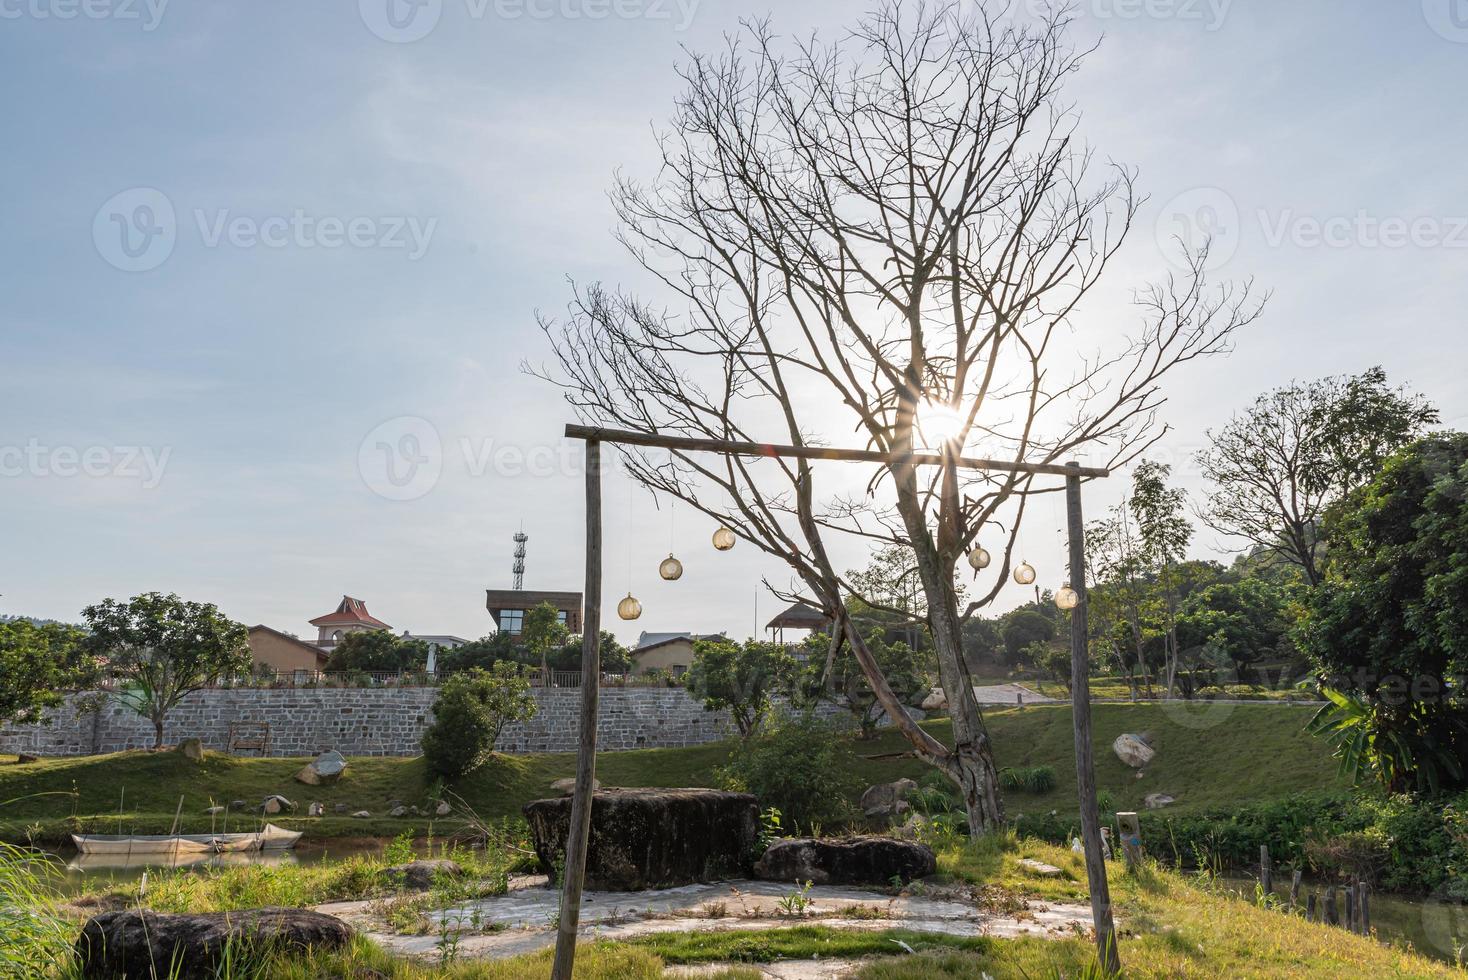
0, 687, 858, 758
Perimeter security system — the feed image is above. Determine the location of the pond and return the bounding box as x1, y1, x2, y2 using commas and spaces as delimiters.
40, 836, 450, 895
1213, 874, 1468, 967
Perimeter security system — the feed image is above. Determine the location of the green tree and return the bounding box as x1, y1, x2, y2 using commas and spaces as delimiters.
818, 629, 926, 739
1129, 460, 1194, 696
522, 601, 570, 677
0, 619, 94, 725
324, 630, 431, 673
686, 637, 795, 738
1198, 367, 1437, 586
1176, 577, 1294, 682
1297, 433, 1468, 793
548, 631, 632, 674
1027, 640, 1075, 694
421, 663, 538, 778
436, 631, 519, 673
83, 593, 250, 749
717, 713, 861, 833
1000, 609, 1054, 665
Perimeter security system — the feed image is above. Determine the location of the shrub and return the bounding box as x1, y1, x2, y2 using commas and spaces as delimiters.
421, 664, 537, 779
717, 713, 861, 833
999, 766, 1056, 794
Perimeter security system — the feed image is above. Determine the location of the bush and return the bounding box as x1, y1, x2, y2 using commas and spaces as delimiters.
716, 713, 861, 833
999, 766, 1056, 794
421, 664, 537, 779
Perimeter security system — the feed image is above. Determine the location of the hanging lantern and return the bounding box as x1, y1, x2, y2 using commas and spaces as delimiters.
1013, 561, 1036, 586
1055, 583, 1079, 610
967, 546, 991, 571
659, 554, 684, 581
712, 526, 736, 552
617, 593, 643, 620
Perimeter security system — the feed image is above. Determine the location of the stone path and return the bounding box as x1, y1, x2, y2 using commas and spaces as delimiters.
316, 874, 1094, 967
972, 683, 1057, 705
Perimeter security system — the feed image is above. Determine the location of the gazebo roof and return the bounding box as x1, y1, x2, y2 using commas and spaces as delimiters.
765, 602, 830, 630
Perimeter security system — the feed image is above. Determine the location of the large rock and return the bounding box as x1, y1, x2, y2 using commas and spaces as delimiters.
920, 688, 948, 711
295, 750, 347, 786
550, 777, 600, 796
523, 788, 759, 891
1144, 793, 1176, 810
1112, 733, 1155, 769
388, 859, 464, 891
176, 738, 205, 762
261, 795, 295, 815
859, 778, 917, 821
755, 836, 935, 886
74, 908, 352, 979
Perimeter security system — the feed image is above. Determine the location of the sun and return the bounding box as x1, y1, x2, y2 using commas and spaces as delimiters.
918, 400, 967, 448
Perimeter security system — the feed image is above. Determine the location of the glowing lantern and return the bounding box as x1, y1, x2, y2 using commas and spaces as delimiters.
712, 527, 736, 551
659, 554, 684, 581
967, 547, 992, 571
1013, 561, 1037, 586
617, 593, 643, 620
1055, 584, 1079, 610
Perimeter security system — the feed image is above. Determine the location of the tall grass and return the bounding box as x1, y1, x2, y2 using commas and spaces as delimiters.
0, 843, 73, 976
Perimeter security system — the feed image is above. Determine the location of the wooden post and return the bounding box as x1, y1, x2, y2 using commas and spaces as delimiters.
1289, 869, 1302, 909
1358, 882, 1370, 934
1325, 886, 1339, 926
1344, 885, 1354, 930
1306, 892, 1317, 921
1259, 845, 1272, 901
1066, 463, 1120, 975
551, 439, 602, 980
1116, 811, 1143, 870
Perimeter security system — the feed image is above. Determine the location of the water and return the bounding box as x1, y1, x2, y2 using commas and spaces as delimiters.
1213, 874, 1468, 967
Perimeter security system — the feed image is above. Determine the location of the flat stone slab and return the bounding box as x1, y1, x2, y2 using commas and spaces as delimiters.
317, 876, 1095, 964
1017, 859, 1065, 878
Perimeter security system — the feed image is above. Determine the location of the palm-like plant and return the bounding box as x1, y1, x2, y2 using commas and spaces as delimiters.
1307, 686, 1468, 794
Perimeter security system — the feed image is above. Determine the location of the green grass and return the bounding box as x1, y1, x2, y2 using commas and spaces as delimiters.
629, 926, 993, 963
0, 703, 1342, 843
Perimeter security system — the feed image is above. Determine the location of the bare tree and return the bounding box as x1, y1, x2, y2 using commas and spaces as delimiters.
1197, 367, 1437, 586
531, 2, 1263, 834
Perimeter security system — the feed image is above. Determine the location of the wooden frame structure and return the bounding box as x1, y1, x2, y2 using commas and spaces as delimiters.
552, 423, 1119, 977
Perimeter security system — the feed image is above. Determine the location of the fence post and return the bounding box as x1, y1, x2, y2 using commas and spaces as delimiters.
1306, 892, 1317, 921
1358, 881, 1370, 935
1289, 869, 1302, 909
1324, 886, 1338, 926
1344, 885, 1354, 930
1116, 811, 1143, 870
1259, 845, 1272, 900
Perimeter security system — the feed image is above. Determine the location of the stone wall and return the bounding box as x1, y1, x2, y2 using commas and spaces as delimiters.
0, 687, 859, 758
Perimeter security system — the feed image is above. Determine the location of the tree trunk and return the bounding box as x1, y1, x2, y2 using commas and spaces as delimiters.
152, 716, 165, 751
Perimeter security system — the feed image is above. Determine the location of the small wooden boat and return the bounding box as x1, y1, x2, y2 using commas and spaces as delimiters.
70, 834, 215, 857
71, 823, 301, 856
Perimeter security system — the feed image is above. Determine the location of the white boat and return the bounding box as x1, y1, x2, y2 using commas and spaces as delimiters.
71, 823, 302, 856
70, 834, 215, 857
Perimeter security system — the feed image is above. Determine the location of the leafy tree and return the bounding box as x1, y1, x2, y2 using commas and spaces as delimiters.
1176, 577, 1295, 682
522, 601, 570, 677
0, 619, 95, 725
436, 631, 519, 673
1087, 504, 1161, 697
421, 663, 538, 778
717, 713, 861, 833
686, 637, 796, 738
1297, 433, 1468, 793
1001, 610, 1055, 665
82, 593, 250, 749
548, 631, 632, 674
1129, 460, 1193, 696
1027, 640, 1075, 694
1198, 367, 1437, 586
816, 628, 926, 739
324, 630, 432, 673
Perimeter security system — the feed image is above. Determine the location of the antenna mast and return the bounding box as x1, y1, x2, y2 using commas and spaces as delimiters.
512, 531, 528, 590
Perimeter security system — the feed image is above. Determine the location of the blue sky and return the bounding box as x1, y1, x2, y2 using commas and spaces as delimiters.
3, 0, 1466, 644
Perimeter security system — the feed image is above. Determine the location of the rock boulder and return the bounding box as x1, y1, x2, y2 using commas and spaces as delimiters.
550, 777, 600, 796
294, 750, 347, 786
755, 836, 935, 886
74, 908, 352, 979
1112, 733, 1155, 769
523, 788, 759, 890
176, 738, 205, 762
1144, 793, 1175, 809
859, 778, 917, 822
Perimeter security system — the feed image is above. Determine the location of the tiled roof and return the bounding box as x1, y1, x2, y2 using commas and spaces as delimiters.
308, 596, 391, 630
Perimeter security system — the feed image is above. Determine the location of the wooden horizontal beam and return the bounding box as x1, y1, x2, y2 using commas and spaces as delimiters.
564, 424, 1109, 479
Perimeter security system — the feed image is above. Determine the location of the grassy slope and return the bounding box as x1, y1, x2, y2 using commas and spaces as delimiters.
0, 703, 1341, 843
